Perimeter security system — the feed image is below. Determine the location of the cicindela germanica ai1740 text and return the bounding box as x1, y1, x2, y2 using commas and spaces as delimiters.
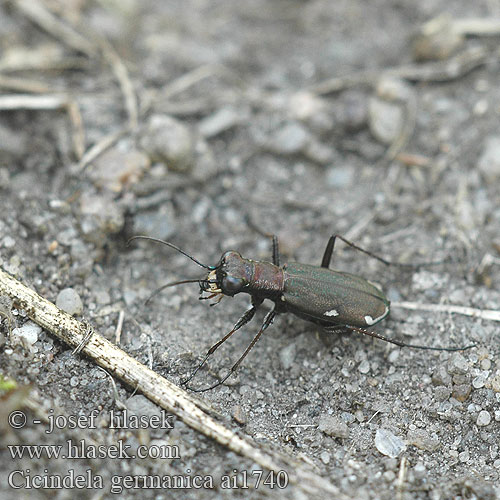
129, 234, 474, 392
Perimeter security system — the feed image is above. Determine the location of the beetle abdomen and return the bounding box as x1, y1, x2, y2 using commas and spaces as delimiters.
282, 262, 389, 328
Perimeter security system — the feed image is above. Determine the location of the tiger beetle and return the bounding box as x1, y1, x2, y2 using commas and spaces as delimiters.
129, 234, 474, 392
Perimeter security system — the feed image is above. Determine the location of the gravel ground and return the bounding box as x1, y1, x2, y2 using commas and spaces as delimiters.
1, 1, 500, 499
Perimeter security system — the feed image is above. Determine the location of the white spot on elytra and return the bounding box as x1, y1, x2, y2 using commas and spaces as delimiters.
364, 315, 375, 325
325, 309, 339, 317
365, 306, 389, 326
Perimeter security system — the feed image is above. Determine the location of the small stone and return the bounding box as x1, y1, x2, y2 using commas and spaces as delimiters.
407, 428, 440, 451
383, 470, 396, 482
472, 374, 487, 389
79, 193, 125, 244
2, 236, 15, 248
10, 321, 41, 349
358, 360, 370, 374
478, 136, 500, 182
320, 451, 331, 465
375, 428, 406, 458
413, 462, 426, 480
232, 405, 247, 425
368, 97, 403, 144
489, 373, 500, 392
447, 353, 469, 375
412, 16, 464, 61
480, 358, 491, 371
326, 165, 354, 188
279, 343, 296, 370
56, 288, 83, 316
318, 414, 349, 439
89, 147, 150, 192
452, 384, 472, 402
199, 106, 244, 138
140, 115, 195, 172
434, 386, 452, 402
477, 410, 491, 427
268, 122, 310, 155
432, 365, 452, 386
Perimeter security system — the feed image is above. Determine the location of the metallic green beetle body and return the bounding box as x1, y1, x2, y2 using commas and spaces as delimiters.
282, 262, 389, 328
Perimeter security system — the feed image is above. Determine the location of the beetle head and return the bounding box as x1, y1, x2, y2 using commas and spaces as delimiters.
201, 251, 250, 297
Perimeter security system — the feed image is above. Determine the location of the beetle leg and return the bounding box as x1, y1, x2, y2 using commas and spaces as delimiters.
181, 298, 264, 387
189, 307, 277, 392
344, 324, 475, 352
322, 234, 444, 269
272, 234, 280, 266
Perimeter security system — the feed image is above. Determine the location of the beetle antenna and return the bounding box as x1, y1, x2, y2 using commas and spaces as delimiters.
145, 279, 204, 305
128, 236, 215, 270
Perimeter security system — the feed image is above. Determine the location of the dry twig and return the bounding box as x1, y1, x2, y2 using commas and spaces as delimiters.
392, 301, 500, 322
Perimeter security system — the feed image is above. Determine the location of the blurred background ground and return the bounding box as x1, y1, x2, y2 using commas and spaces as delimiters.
1, 0, 500, 499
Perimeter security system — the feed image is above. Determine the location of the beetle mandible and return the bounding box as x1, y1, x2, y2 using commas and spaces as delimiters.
129, 234, 473, 392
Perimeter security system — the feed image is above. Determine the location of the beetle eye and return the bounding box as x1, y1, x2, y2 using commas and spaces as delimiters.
222, 276, 244, 295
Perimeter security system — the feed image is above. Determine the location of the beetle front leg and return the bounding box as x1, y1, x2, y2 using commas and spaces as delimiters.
190, 307, 277, 392
181, 297, 264, 386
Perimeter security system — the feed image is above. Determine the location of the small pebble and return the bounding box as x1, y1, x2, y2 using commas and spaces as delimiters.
434, 386, 452, 402
472, 374, 487, 389
368, 97, 403, 144
320, 451, 331, 464
89, 147, 150, 192
480, 358, 491, 370
452, 384, 472, 402
199, 106, 243, 138
140, 115, 195, 172
478, 136, 500, 182
477, 410, 491, 427
326, 165, 354, 188
490, 373, 500, 392
279, 343, 296, 370
358, 360, 370, 374
318, 414, 349, 439
407, 428, 439, 451
375, 428, 406, 458
447, 353, 469, 375
232, 405, 247, 425
432, 365, 452, 386
413, 462, 426, 480
2, 236, 15, 248
10, 321, 41, 348
268, 122, 309, 155
56, 288, 83, 316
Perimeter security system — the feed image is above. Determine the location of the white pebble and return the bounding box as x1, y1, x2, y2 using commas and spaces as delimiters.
477, 410, 491, 427
10, 321, 41, 348
56, 288, 83, 315
375, 428, 406, 458
358, 360, 370, 374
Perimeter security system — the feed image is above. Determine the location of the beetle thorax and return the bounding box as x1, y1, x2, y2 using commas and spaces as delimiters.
213, 251, 284, 299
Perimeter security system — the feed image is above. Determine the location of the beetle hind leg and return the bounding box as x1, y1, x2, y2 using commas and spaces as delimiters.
343, 324, 475, 352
